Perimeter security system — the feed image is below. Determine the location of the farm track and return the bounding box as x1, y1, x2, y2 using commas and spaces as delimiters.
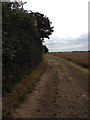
12, 54, 88, 118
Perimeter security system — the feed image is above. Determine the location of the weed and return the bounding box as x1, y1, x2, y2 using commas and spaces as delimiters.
52, 52, 89, 69
2, 57, 48, 118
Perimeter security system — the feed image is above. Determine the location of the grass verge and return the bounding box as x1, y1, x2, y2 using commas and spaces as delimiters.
2, 56, 48, 118
54, 56, 89, 74
53, 55, 89, 82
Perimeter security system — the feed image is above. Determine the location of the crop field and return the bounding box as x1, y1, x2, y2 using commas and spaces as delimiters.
11, 54, 88, 118
51, 52, 89, 69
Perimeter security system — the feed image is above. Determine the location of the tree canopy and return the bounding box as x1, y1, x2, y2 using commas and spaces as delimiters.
2, 2, 54, 95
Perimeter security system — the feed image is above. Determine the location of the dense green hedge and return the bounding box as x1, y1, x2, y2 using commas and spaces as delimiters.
2, 2, 53, 95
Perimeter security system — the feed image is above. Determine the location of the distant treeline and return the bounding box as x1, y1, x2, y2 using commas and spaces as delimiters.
59, 51, 89, 53
2, 2, 53, 95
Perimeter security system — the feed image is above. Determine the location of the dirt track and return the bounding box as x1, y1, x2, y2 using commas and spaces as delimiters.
12, 54, 88, 118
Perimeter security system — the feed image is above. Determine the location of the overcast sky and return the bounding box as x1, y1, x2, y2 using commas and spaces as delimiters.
22, 0, 88, 52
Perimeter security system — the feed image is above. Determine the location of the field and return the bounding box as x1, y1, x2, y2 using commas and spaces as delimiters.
51, 52, 89, 69
12, 54, 88, 118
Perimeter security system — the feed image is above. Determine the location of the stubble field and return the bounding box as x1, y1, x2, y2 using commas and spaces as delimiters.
51, 52, 89, 69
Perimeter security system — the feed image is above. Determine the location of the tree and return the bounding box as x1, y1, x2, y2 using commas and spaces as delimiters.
43, 45, 49, 53
2, 2, 54, 94
31, 12, 54, 41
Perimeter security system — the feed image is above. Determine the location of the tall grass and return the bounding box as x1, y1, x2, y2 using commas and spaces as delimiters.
52, 52, 89, 69
2, 56, 48, 118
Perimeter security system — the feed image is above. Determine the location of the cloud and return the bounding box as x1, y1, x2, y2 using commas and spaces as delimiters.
23, 0, 88, 52
43, 33, 88, 52
23, 0, 88, 39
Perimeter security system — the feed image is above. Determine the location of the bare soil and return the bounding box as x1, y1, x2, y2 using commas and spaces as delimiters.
12, 54, 88, 118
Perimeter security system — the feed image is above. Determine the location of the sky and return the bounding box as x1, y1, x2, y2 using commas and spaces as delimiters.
21, 0, 88, 52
